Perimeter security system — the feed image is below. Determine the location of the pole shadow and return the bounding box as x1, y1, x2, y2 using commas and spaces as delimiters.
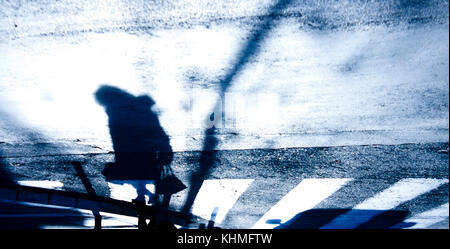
181, 0, 295, 217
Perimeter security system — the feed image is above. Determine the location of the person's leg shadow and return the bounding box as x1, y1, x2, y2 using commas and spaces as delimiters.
94, 85, 186, 228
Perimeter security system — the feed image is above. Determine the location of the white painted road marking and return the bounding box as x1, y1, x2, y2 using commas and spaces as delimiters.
17, 180, 64, 190
392, 203, 449, 229
5, 178, 448, 229
321, 178, 449, 229
190, 179, 254, 225
83, 212, 139, 229
251, 178, 352, 229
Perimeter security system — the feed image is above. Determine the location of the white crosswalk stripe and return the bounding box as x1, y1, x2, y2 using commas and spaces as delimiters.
190, 179, 254, 225
320, 178, 449, 229
251, 178, 352, 229
7, 178, 449, 229
391, 203, 449, 229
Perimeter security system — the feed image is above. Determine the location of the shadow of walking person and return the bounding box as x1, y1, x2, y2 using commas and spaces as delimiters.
94, 85, 186, 229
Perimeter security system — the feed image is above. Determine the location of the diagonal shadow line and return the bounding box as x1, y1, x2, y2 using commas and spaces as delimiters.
181, 0, 295, 215
71, 161, 97, 197
218, 0, 295, 95
71, 161, 102, 228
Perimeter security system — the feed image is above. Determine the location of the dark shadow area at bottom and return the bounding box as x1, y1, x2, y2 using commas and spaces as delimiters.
0, 201, 87, 229
272, 209, 413, 229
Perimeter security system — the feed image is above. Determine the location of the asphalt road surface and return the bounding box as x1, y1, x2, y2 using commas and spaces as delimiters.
0, 0, 448, 230
1, 142, 448, 229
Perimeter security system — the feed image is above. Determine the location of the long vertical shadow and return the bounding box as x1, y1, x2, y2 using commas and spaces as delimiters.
181, 0, 295, 215
218, 0, 295, 95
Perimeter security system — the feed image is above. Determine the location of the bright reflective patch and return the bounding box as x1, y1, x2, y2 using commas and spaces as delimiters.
107, 180, 156, 202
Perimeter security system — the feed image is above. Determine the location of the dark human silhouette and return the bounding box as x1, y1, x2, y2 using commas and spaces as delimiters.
95, 85, 186, 228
